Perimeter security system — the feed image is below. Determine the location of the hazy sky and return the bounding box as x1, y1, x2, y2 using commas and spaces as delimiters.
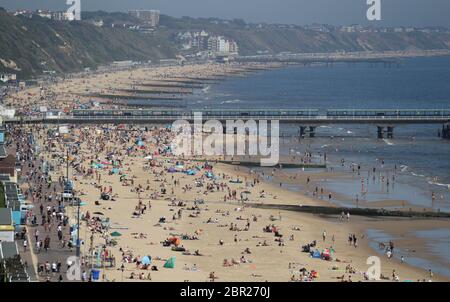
1, 0, 449, 27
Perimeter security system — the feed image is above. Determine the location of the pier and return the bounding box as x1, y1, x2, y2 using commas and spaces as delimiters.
235, 53, 402, 66
5, 108, 450, 139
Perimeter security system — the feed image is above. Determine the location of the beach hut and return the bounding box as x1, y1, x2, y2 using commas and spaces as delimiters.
164, 256, 176, 269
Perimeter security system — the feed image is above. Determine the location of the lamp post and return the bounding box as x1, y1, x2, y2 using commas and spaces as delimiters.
76, 192, 81, 258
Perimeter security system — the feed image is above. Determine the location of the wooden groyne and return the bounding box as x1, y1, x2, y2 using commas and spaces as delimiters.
189, 158, 326, 169
247, 203, 450, 218
119, 88, 192, 95
90, 93, 183, 101
139, 82, 204, 89
114, 101, 185, 108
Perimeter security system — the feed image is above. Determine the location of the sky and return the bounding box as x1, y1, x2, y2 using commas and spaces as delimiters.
1, 0, 449, 27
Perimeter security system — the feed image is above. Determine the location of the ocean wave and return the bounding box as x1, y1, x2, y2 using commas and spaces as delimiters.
221, 99, 241, 104
400, 165, 408, 172
427, 181, 450, 189
202, 85, 210, 93
411, 172, 426, 178
383, 139, 395, 146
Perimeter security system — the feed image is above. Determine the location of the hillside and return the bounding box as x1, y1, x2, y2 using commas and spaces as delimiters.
1, 9, 450, 79
0, 9, 176, 78
158, 15, 450, 55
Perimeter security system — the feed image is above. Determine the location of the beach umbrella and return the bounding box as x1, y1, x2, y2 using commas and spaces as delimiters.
164, 257, 176, 269
142, 256, 151, 265
242, 191, 252, 194
110, 231, 122, 237
93, 212, 104, 215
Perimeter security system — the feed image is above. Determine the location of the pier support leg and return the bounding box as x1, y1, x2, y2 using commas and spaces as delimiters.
442, 124, 450, 139
387, 126, 394, 139
299, 126, 306, 138
309, 126, 316, 138
377, 126, 384, 139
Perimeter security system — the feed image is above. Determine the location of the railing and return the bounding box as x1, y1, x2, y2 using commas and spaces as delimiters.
13, 115, 450, 122
4, 112, 450, 123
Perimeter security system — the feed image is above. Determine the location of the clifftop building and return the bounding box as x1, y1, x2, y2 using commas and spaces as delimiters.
128, 10, 160, 27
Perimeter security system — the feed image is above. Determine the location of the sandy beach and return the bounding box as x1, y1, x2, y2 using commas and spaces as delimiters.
5, 62, 449, 283
14, 122, 448, 282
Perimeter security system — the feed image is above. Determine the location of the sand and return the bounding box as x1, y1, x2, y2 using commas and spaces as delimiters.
26, 124, 449, 282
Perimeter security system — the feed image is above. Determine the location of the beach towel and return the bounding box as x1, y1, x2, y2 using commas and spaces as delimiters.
186, 170, 196, 176
164, 257, 176, 269
229, 179, 242, 184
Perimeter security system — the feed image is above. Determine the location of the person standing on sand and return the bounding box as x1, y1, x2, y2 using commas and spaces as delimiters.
322, 231, 326, 242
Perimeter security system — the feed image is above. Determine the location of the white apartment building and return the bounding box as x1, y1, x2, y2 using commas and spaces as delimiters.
129, 10, 160, 27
